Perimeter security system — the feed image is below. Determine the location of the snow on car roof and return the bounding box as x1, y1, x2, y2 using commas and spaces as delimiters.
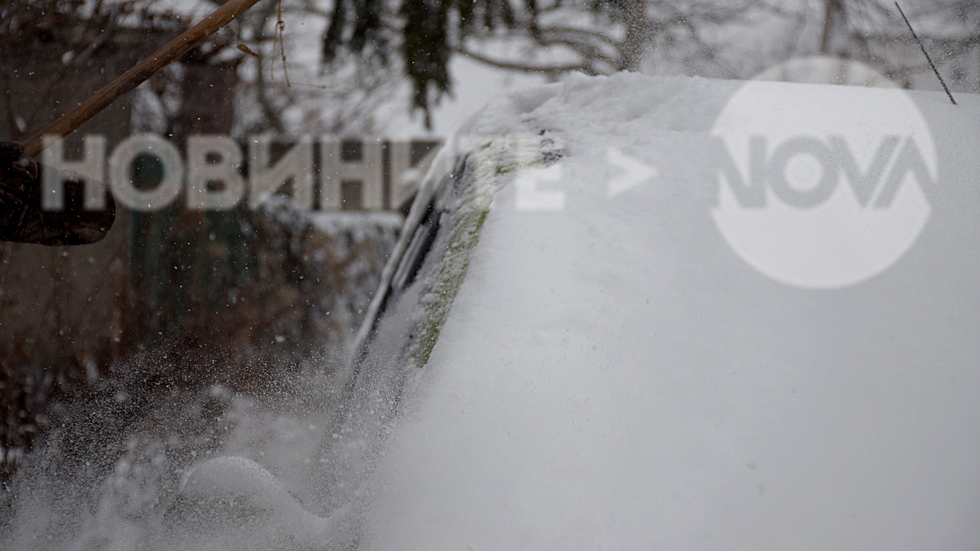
359, 72, 980, 549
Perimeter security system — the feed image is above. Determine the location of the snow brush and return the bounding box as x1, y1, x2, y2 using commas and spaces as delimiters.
0, 0, 266, 246
23, 0, 266, 158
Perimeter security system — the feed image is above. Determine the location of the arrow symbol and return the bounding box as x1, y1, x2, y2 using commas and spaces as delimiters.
607, 148, 657, 198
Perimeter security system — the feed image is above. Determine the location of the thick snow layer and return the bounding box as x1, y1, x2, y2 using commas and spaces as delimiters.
361, 74, 980, 549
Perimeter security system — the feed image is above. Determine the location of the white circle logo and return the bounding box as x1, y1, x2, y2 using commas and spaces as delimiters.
710, 60, 936, 288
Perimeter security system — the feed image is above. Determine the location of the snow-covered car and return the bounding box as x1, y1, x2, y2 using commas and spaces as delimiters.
172, 73, 980, 550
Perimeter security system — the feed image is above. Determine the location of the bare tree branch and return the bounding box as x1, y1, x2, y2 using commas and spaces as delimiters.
456, 45, 597, 74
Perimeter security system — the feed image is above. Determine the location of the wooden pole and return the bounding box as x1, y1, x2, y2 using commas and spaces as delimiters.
23, 0, 266, 158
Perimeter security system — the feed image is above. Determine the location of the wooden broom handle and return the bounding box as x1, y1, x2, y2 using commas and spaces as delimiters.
23, 0, 266, 159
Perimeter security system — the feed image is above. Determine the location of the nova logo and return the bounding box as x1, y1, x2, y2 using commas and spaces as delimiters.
710, 80, 936, 289
718, 135, 932, 210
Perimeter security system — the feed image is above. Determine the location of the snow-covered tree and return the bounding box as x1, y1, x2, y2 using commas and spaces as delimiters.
318, 0, 980, 125
320, 0, 774, 122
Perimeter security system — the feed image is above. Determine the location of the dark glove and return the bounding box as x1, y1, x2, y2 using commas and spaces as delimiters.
0, 141, 115, 246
